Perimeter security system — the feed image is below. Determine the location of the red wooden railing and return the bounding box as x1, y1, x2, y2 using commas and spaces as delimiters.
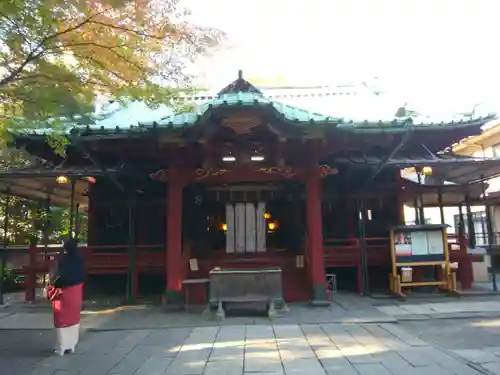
5, 243, 166, 301
80, 244, 165, 274
323, 237, 391, 293
324, 238, 360, 266
365, 237, 391, 266
6, 230, 480, 302
323, 237, 391, 267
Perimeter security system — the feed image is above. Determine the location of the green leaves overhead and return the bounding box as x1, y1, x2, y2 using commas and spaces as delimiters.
0, 0, 225, 138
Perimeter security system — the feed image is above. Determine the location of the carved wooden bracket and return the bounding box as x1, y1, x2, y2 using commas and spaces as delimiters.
318, 165, 338, 178
150, 164, 338, 183
194, 168, 228, 180
255, 166, 297, 179
221, 114, 262, 135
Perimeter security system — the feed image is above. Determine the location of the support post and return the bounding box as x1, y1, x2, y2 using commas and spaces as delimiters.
417, 172, 425, 224
26, 239, 37, 302
438, 187, 445, 225
458, 204, 464, 230
459, 195, 474, 290
481, 176, 497, 291
465, 194, 476, 249
0, 195, 10, 305
43, 198, 50, 248
87, 183, 96, 245
127, 194, 137, 304
395, 171, 404, 224
357, 195, 369, 295
69, 177, 76, 239
41, 198, 50, 290
306, 165, 328, 305
74, 203, 80, 240
166, 173, 183, 305
413, 197, 419, 225
347, 198, 355, 237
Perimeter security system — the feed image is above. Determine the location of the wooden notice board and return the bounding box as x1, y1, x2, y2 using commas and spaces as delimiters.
389, 224, 456, 296
391, 224, 448, 264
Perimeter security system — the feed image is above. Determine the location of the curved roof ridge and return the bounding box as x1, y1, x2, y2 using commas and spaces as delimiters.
217, 70, 263, 97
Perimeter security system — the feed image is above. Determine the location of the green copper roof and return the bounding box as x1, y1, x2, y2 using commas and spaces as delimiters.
152, 91, 341, 127
9, 71, 498, 138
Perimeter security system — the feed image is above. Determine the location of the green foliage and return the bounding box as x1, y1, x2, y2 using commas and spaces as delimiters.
0, 194, 88, 245
0, 0, 225, 139
2, 267, 23, 293
46, 133, 71, 156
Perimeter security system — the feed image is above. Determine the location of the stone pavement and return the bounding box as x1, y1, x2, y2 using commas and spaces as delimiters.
401, 317, 500, 375
7, 294, 500, 374
452, 348, 500, 375
88, 300, 395, 332
0, 329, 56, 375
27, 322, 485, 375
375, 299, 500, 320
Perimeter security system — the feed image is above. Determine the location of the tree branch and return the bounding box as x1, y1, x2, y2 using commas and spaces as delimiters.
89, 20, 175, 40
71, 53, 134, 85
0, 8, 113, 87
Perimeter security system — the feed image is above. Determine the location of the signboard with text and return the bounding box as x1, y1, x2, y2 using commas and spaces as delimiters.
392, 224, 448, 263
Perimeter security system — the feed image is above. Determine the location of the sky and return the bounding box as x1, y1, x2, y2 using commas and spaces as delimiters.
182, 0, 500, 116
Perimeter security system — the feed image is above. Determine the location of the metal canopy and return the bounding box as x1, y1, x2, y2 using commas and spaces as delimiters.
426, 158, 500, 185
401, 178, 485, 207
0, 177, 89, 209
331, 152, 500, 185
0, 166, 120, 209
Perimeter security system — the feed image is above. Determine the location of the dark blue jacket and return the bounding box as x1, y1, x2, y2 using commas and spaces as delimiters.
54, 251, 85, 288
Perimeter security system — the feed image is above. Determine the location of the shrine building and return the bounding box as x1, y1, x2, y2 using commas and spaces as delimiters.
5, 72, 500, 305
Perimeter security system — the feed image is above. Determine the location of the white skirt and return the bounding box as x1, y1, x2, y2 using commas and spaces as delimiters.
55, 323, 80, 355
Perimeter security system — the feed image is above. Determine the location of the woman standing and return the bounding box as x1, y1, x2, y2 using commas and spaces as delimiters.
48, 239, 85, 356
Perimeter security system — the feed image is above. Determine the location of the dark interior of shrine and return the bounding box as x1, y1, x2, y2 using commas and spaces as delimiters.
86, 167, 399, 296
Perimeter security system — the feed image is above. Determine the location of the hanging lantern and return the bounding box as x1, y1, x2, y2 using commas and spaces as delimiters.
56, 175, 68, 184
86, 176, 96, 184
422, 166, 433, 175
268, 221, 279, 232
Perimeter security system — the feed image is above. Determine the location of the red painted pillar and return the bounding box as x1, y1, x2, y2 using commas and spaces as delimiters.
306, 166, 328, 305
166, 174, 183, 304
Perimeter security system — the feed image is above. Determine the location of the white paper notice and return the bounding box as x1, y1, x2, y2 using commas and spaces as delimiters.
245, 202, 256, 253
410, 232, 429, 256
225, 204, 235, 253
235, 203, 246, 253
256, 202, 266, 252
427, 231, 444, 255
